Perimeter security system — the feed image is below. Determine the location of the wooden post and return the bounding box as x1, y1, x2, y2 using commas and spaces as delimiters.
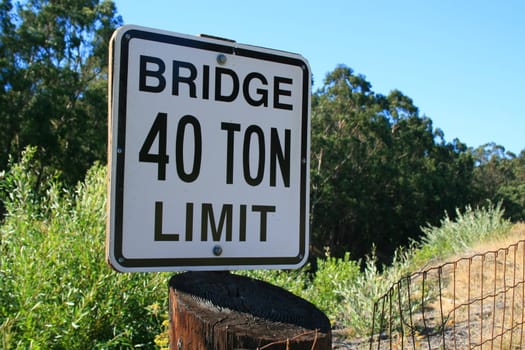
169, 271, 331, 349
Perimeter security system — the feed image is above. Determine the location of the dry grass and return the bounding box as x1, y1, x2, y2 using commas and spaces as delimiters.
427, 223, 525, 349
460, 223, 525, 257
360, 223, 525, 350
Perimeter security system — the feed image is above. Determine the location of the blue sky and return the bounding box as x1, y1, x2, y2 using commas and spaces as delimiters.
113, 0, 524, 155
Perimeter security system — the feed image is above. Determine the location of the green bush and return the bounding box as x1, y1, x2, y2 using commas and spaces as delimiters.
0, 147, 168, 349
302, 252, 360, 320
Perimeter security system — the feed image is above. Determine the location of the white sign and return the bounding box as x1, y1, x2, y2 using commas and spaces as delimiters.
107, 25, 310, 272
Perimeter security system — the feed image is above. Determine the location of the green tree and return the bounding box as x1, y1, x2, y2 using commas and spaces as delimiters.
471, 143, 525, 221
0, 0, 121, 185
310, 65, 474, 262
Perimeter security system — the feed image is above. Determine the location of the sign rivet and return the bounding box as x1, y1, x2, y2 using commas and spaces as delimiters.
213, 245, 223, 256
216, 53, 227, 65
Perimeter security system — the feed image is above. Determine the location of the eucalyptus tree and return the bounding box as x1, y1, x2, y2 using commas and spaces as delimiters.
471, 143, 525, 221
0, 0, 122, 184
310, 65, 473, 262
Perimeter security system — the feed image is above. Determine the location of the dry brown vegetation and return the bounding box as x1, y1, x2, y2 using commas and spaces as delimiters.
344, 223, 525, 350
434, 223, 525, 349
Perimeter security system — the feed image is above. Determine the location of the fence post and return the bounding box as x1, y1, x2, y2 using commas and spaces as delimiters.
168, 271, 331, 349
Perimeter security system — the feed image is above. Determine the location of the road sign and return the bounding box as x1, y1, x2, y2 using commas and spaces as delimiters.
107, 25, 310, 272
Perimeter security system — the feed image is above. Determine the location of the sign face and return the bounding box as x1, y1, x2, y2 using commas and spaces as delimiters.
107, 25, 310, 272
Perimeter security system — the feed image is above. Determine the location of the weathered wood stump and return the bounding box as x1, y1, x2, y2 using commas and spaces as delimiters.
169, 271, 331, 350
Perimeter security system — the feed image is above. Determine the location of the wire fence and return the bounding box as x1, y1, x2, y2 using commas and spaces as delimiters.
368, 240, 525, 349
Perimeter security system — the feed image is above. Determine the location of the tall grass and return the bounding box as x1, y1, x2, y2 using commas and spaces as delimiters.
415, 203, 512, 265
0, 148, 168, 349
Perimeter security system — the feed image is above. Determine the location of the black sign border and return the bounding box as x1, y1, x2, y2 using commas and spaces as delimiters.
110, 27, 310, 270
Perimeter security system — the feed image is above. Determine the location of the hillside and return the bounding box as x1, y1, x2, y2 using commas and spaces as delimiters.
335, 223, 525, 349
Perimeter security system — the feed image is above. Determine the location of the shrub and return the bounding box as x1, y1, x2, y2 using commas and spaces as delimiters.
0, 147, 168, 349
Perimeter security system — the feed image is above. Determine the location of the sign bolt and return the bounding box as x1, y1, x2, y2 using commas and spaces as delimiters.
216, 53, 227, 65
213, 245, 223, 256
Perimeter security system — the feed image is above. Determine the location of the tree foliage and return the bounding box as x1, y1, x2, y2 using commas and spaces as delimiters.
470, 144, 525, 221
0, 0, 122, 184
310, 65, 474, 261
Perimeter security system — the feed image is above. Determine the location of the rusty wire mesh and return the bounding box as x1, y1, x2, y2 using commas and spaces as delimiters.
368, 240, 525, 349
